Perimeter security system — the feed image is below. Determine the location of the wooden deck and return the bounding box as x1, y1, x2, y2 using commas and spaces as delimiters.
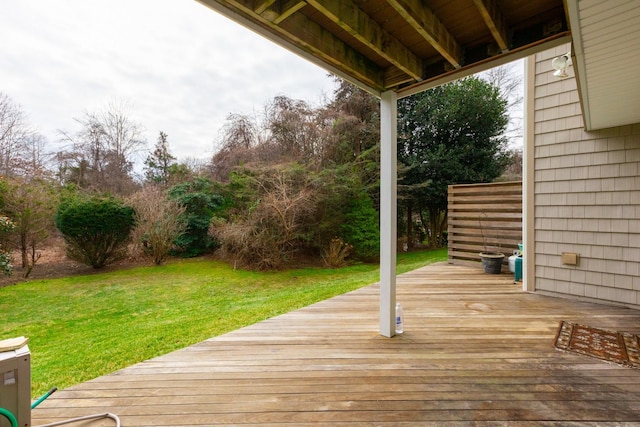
32, 263, 640, 426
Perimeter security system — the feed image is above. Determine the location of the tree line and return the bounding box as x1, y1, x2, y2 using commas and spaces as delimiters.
0, 72, 520, 276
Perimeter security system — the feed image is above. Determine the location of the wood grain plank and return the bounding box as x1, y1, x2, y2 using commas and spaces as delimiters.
32, 263, 640, 426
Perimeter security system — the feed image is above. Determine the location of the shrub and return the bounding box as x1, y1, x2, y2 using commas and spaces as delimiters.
55, 196, 135, 268
340, 194, 380, 262
128, 187, 186, 265
312, 167, 379, 262
0, 215, 15, 275
322, 237, 353, 268
168, 178, 223, 257
210, 164, 318, 270
1, 178, 58, 277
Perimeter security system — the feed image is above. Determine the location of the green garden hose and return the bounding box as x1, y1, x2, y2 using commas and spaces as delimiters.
32, 387, 58, 410
1, 390, 120, 427
0, 407, 18, 427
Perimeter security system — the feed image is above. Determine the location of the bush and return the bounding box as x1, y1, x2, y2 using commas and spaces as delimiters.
0, 215, 15, 275
312, 166, 379, 262
322, 237, 353, 268
55, 196, 135, 268
210, 164, 318, 270
128, 187, 186, 265
340, 194, 379, 262
1, 178, 58, 277
168, 178, 223, 257
212, 163, 381, 268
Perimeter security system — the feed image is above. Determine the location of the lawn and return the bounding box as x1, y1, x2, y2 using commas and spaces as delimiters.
0, 249, 447, 395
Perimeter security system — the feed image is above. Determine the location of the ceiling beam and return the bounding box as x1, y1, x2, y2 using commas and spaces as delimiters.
270, 13, 384, 89
254, 0, 276, 14
384, 67, 416, 88
387, 0, 462, 68
472, 0, 509, 52
305, 0, 423, 82
259, 0, 307, 25
204, 0, 385, 89
398, 33, 571, 98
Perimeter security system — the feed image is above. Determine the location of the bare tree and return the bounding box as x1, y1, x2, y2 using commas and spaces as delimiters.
501, 148, 523, 181
2, 177, 57, 277
263, 96, 322, 164
209, 114, 259, 181
220, 113, 258, 152
481, 63, 523, 109
128, 186, 186, 265
0, 93, 32, 177
15, 133, 52, 178
320, 79, 380, 171
56, 99, 146, 195
100, 99, 146, 174
480, 62, 524, 148
209, 95, 335, 182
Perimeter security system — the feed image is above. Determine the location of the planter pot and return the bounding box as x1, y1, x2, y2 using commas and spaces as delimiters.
479, 252, 505, 274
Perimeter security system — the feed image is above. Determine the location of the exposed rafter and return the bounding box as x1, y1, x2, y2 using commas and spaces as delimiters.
254, 0, 276, 14
203, 0, 384, 90
384, 67, 416, 88
473, 0, 509, 52
386, 0, 462, 68
198, 0, 567, 94
305, 0, 423, 82
259, 0, 307, 25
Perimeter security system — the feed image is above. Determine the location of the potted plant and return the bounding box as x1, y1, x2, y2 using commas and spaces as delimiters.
478, 214, 505, 274
479, 251, 505, 274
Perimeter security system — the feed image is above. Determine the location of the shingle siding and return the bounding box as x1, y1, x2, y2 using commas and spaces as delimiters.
533, 44, 640, 307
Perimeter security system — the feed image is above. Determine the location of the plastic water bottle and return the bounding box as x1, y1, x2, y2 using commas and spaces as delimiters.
395, 302, 404, 334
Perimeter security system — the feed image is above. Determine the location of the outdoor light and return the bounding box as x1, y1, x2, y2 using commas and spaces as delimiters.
551, 52, 572, 78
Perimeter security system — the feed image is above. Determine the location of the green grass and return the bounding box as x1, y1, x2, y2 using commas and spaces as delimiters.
0, 248, 446, 395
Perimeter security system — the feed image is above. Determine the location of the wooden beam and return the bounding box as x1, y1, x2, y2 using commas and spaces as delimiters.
208, 0, 384, 89
277, 11, 384, 89
473, 0, 509, 52
253, 0, 275, 14
387, 0, 462, 68
384, 67, 415, 88
258, 0, 299, 24
270, 0, 306, 25
397, 33, 571, 99
305, 0, 422, 81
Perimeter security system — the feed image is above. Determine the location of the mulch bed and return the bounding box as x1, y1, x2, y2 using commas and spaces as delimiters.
0, 242, 144, 288
554, 320, 640, 368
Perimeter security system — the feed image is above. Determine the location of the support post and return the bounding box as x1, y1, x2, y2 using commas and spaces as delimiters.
380, 90, 398, 337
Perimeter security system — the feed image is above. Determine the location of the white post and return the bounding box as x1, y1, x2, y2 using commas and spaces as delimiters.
380, 90, 398, 337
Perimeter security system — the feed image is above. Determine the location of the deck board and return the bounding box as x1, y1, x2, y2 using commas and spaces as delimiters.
32, 263, 640, 426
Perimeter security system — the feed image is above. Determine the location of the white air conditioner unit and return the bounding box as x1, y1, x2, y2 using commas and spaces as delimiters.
0, 337, 31, 427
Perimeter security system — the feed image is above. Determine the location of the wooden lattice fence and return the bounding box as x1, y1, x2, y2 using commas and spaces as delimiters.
447, 181, 522, 267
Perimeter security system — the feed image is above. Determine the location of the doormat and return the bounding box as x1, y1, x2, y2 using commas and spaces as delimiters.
553, 320, 640, 368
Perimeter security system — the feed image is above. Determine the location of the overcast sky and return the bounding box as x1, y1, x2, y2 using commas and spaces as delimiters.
0, 0, 337, 162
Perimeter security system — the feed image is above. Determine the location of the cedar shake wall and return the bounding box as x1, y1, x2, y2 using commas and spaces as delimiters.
532, 44, 640, 307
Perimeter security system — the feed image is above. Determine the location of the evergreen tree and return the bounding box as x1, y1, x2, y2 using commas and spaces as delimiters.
144, 131, 176, 186
398, 76, 510, 248
168, 177, 222, 257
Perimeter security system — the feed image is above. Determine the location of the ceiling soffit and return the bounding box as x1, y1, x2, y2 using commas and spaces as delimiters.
567, 0, 640, 130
